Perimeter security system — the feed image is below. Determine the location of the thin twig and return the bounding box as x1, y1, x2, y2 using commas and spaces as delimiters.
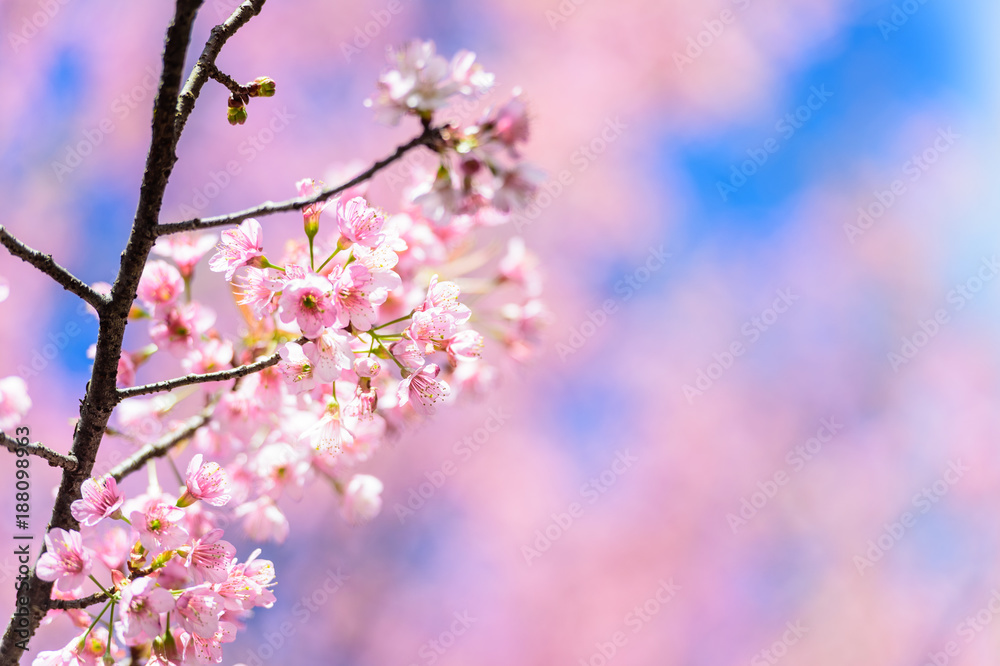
155, 126, 443, 235
0, 432, 77, 470
51, 591, 109, 610
0, 226, 107, 312
108, 401, 217, 482
116, 349, 283, 401
175, 0, 267, 139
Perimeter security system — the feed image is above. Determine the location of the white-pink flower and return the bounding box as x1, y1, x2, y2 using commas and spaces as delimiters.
330, 263, 391, 331
153, 232, 218, 278
302, 329, 353, 382
149, 303, 216, 357
277, 341, 317, 394
0, 275, 8, 303
208, 218, 265, 281
417, 275, 471, 324
185, 528, 236, 584
0, 376, 31, 431
340, 474, 384, 525
397, 363, 451, 415
33, 626, 114, 666
36, 528, 92, 592
234, 497, 289, 543
70, 475, 125, 526
447, 329, 485, 363
120, 577, 175, 644
235, 267, 285, 318
278, 273, 337, 338
336, 197, 386, 247
130, 502, 188, 552
217, 549, 276, 612
179, 454, 231, 507
300, 407, 349, 456
174, 584, 224, 639
182, 620, 236, 664
407, 308, 458, 350
137, 260, 184, 313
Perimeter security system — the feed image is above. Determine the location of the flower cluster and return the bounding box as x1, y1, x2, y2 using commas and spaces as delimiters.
34, 469, 273, 665
25, 38, 545, 664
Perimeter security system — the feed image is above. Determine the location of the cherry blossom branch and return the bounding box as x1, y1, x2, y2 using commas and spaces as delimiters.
0, 226, 107, 312
0, 432, 78, 470
175, 0, 267, 139
50, 592, 108, 611
116, 347, 284, 400
0, 0, 216, 660
154, 125, 445, 235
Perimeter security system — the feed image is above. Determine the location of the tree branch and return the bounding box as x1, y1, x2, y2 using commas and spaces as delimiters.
51, 592, 108, 610
155, 126, 444, 235
116, 348, 283, 400
175, 0, 267, 139
0, 0, 205, 661
109, 402, 216, 483
0, 432, 77, 470
0, 226, 107, 312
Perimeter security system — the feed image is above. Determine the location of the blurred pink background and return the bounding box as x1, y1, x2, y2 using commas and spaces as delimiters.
3, 0, 1000, 664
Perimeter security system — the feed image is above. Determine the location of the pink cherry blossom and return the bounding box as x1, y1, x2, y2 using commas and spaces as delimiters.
340, 474, 384, 525
235, 267, 285, 318
330, 263, 392, 331
182, 620, 236, 664
296, 178, 330, 233
36, 528, 92, 592
0, 375, 31, 431
180, 337, 233, 377
70, 475, 125, 526
149, 302, 216, 357
217, 549, 276, 612
417, 275, 471, 323
336, 197, 386, 247
492, 163, 544, 214
234, 497, 289, 543
447, 329, 485, 363
497, 236, 542, 295
137, 260, 184, 313
277, 341, 318, 394
397, 363, 451, 415
180, 454, 232, 507
389, 338, 425, 370
407, 308, 458, 351
130, 502, 188, 552
153, 232, 218, 278
174, 584, 224, 638
278, 273, 337, 338
0, 275, 8, 303
484, 93, 530, 156
185, 528, 237, 584
33, 626, 115, 666
300, 407, 349, 455
120, 577, 176, 644
208, 218, 265, 281
303, 329, 353, 382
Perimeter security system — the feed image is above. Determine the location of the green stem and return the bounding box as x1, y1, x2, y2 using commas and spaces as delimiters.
79, 599, 112, 647
316, 243, 343, 272
308, 237, 315, 271
88, 574, 111, 597
373, 312, 414, 330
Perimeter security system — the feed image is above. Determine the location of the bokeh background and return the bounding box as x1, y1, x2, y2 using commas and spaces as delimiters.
3, 0, 1000, 664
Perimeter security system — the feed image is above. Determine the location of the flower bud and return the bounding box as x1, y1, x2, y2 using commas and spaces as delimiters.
227, 105, 248, 126
249, 76, 276, 97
